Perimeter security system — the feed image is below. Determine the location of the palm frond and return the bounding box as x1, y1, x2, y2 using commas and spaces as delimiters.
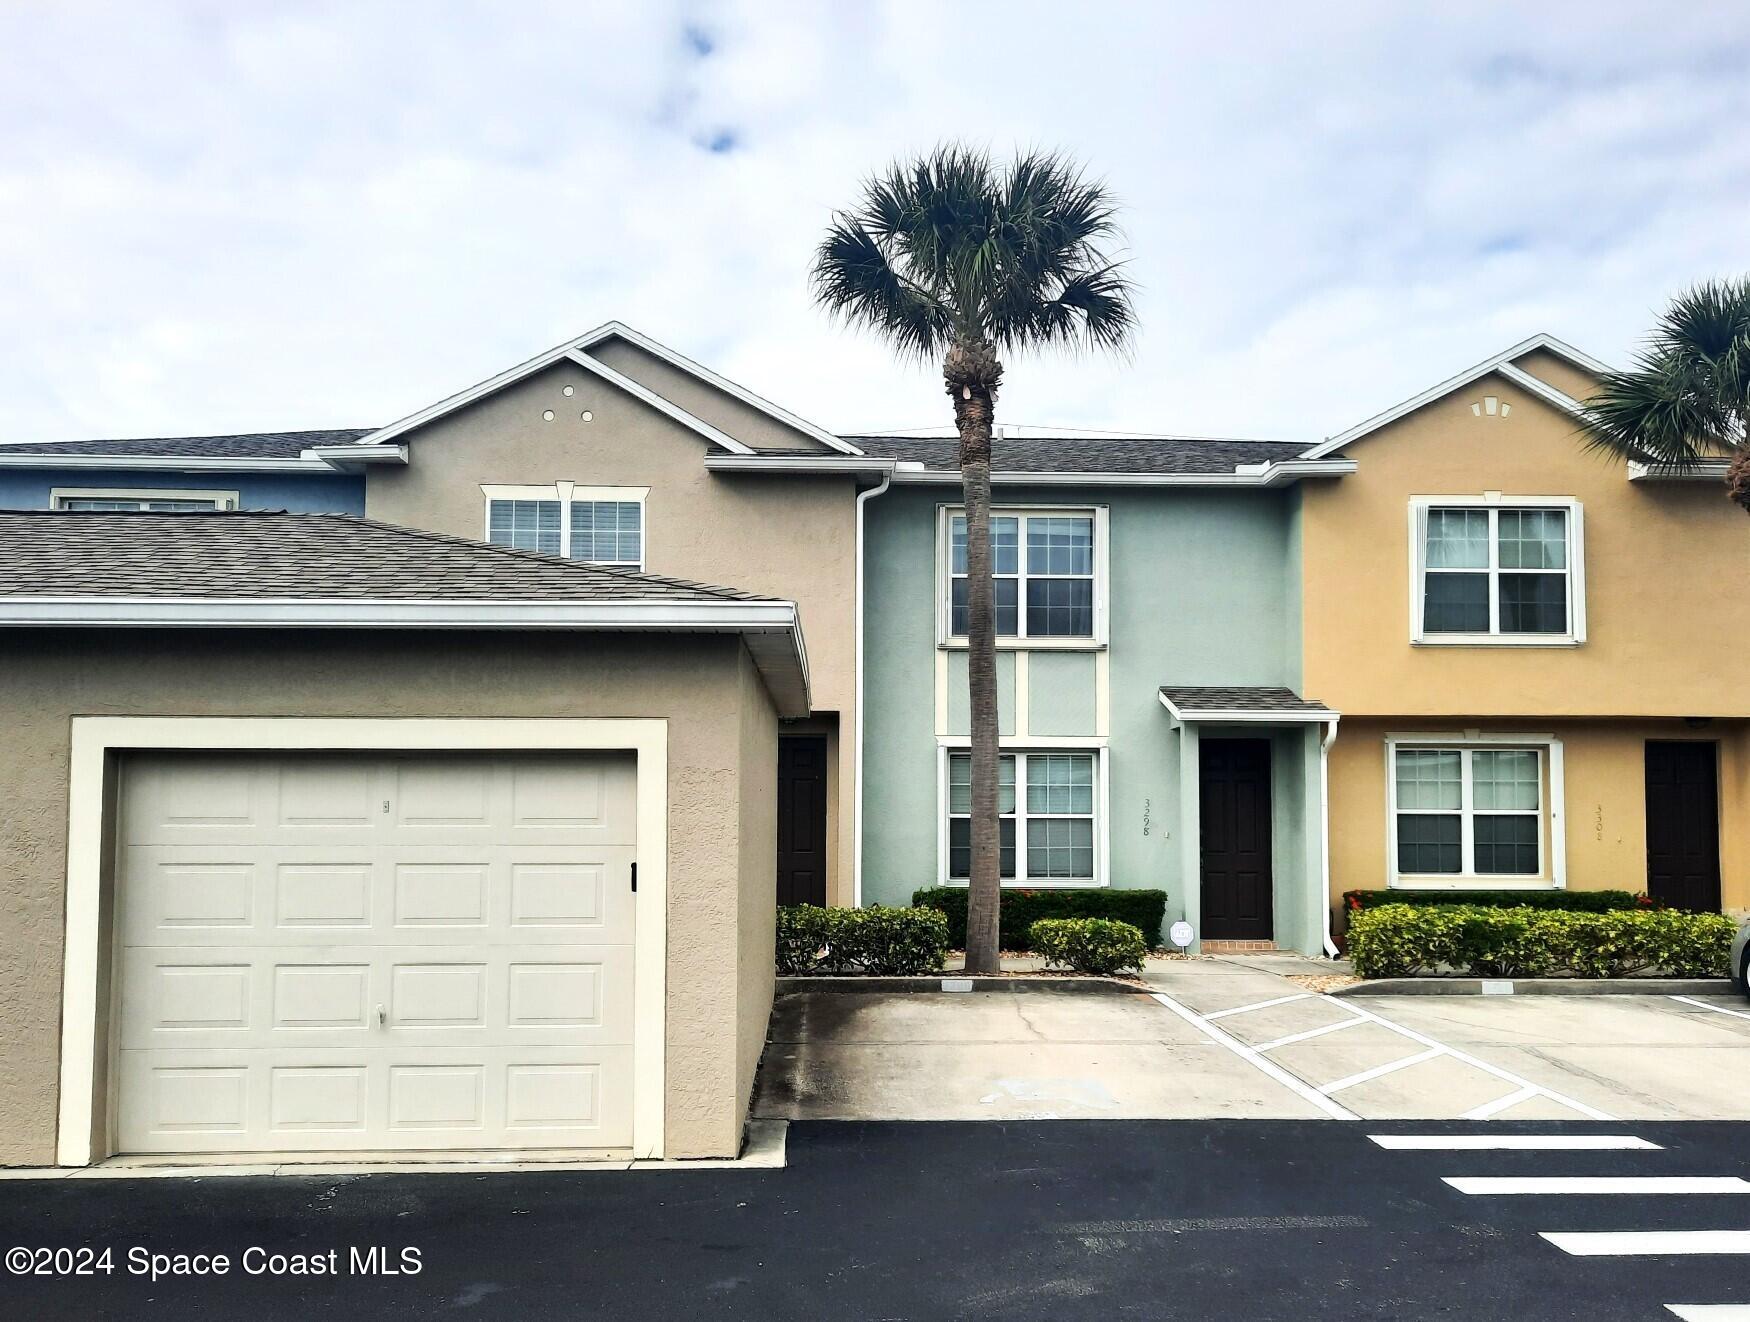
809, 217, 951, 362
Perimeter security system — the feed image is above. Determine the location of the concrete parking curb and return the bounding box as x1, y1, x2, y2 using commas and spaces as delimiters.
776, 975, 1147, 995
1333, 977, 1734, 997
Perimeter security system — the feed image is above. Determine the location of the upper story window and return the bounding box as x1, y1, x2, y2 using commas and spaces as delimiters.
942, 507, 1106, 646
51, 488, 236, 512
482, 484, 646, 568
1410, 498, 1584, 645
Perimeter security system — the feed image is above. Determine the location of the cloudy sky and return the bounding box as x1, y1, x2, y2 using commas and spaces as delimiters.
2, 1, 1747, 446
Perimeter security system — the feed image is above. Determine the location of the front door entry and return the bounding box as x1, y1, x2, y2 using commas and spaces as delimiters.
1200, 739, 1274, 939
1645, 740, 1721, 911
777, 735, 828, 907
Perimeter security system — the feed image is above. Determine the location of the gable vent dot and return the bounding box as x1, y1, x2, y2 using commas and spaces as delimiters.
542, 410, 555, 422
562, 385, 575, 397
581, 410, 594, 423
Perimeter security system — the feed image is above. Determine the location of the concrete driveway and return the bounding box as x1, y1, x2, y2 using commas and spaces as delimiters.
756, 958, 1750, 1124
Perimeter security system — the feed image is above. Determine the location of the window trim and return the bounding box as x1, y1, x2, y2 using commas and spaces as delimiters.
481, 482, 649, 569
50, 486, 238, 511
935, 504, 1109, 650
1407, 495, 1585, 646
1384, 732, 1566, 890
935, 738, 1110, 888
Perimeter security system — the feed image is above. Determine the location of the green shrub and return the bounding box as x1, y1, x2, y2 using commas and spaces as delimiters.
775, 905, 948, 976
912, 887, 1167, 950
1343, 888, 1649, 914
1029, 918, 1150, 976
1348, 903, 1735, 980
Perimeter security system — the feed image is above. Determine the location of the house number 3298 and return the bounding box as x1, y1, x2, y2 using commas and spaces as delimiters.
1142, 798, 1151, 836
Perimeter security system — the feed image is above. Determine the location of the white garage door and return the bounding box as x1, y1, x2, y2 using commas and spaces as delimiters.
114, 751, 637, 1155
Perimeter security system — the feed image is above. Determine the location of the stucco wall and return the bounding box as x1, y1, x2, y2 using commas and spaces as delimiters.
1327, 717, 1749, 912
735, 649, 779, 1120
860, 482, 1326, 950
1300, 370, 1750, 718
0, 628, 777, 1165
362, 362, 860, 905
0, 468, 363, 513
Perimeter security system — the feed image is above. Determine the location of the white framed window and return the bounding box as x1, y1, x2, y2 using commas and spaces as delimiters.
50, 487, 237, 512
481, 483, 648, 568
938, 742, 1108, 886
1385, 733, 1565, 888
938, 505, 1108, 647
1408, 496, 1585, 644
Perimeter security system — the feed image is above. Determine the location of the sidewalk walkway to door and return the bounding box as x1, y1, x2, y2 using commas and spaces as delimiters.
755, 955, 1750, 1124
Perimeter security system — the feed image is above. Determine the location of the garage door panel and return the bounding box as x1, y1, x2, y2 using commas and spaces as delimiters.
116, 751, 637, 1156
116, 1046, 633, 1152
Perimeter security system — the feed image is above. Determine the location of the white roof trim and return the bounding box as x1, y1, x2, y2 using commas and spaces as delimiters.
1157, 691, 1339, 724
1627, 459, 1733, 482
0, 453, 335, 473
0, 596, 811, 717
703, 454, 898, 476
355, 320, 850, 457
303, 444, 408, 471
883, 458, 1355, 488
585, 321, 862, 455
1304, 333, 1605, 460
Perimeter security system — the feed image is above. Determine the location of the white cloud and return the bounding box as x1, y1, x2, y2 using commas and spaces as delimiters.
1, 0, 1746, 444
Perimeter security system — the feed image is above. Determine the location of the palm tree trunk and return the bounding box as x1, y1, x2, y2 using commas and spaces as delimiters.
947, 338, 1004, 975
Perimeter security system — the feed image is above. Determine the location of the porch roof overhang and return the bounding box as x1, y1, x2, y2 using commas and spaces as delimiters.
1158, 685, 1339, 726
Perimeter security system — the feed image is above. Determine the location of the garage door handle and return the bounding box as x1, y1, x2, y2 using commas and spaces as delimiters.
375, 1004, 386, 1027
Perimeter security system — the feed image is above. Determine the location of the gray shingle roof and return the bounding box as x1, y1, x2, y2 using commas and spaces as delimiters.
1159, 686, 1336, 718
0, 429, 376, 459
840, 435, 1314, 474
0, 510, 764, 603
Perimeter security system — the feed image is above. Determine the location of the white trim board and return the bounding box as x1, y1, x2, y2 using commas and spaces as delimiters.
50, 486, 240, 510
56, 716, 670, 1166
1305, 334, 1603, 460
356, 321, 854, 456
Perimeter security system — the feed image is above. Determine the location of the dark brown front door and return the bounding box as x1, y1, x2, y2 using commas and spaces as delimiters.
1200, 739, 1274, 939
777, 736, 828, 907
1645, 740, 1721, 911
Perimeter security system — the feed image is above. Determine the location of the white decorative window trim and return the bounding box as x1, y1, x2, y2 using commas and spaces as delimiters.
1407, 495, 1586, 646
1384, 731, 1566, 890
934, 738, 1110, 888
935, 504, 1110, 650
481, 482, 649, 568
50, 487, 238, 511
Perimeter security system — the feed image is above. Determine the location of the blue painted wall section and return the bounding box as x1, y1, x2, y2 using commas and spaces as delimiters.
0, 468, 364, 513
860, 481, 1327, 954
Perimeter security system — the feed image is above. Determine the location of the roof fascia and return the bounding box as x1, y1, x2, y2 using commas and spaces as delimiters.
576, 322, 862, 455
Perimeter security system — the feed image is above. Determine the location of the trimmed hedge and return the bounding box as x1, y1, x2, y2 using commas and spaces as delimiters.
1347, 903, 1735, 980
1029, 918, 1149, 976
1344, 889, 1650, 914
912, 887, 1167, 951
776, 904, 949, 976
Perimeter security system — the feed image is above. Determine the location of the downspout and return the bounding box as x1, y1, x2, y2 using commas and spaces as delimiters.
1319, 717, 1340, 958
852, 463, 896, 908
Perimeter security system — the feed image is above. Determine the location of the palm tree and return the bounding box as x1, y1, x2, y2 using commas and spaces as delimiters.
1580, 277, 1750, 511
811, 145, 1137, 973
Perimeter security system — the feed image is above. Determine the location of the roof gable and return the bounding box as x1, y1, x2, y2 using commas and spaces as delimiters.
357, 321, 855, 457
1304, 334, 1604, 460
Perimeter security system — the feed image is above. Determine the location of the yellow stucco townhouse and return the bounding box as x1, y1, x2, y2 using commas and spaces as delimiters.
1300, 335, 1750, 922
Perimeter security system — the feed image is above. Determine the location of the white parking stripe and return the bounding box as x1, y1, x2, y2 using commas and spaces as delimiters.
1252, 1017, 1367, 1052
1317, 1047, 1444, 1095
1202, 993, 1312, 1021
1147, 992, 1357, 1119
1666, 1307, 1750, 1320
1371, 1135, 1661, 1150
1331, 996, 1616, 1121
1461, 1086, 1538, 1120
1448, 1177, 1750, 1195
1672, 995, 1750, 1022
1543, 1231, 1750, 1256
